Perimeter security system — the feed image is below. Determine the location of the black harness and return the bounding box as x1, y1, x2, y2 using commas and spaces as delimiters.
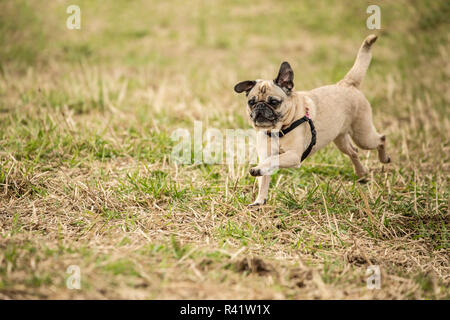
266, 115, 317, 162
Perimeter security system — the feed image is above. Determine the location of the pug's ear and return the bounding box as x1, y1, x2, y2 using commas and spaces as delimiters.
234, 80, 256, 94
274, 61, 294, 94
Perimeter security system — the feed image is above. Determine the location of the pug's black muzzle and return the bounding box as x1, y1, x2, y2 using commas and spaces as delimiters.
251, 103, 279, 123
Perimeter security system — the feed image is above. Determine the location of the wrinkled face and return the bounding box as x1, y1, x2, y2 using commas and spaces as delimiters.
246, 81, 286, 128
234, 61, 294, 130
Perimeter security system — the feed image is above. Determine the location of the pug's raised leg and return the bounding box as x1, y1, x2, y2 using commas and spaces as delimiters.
250, 150, 301, 178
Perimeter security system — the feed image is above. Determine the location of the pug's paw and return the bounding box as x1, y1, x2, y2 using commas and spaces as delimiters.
249, 167, 262, 176
248, 199, 266, 207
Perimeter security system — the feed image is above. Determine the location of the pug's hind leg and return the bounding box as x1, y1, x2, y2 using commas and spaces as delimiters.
334, 134, 368, 178
350, 103, 390, 164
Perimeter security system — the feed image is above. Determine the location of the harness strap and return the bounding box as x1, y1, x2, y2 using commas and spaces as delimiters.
266, 115, 317, 162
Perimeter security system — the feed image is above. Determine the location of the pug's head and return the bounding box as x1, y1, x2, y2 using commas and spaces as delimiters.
234, 62, 295, 130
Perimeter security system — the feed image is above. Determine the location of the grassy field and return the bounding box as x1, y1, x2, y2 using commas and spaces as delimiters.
0, 0, 449, 299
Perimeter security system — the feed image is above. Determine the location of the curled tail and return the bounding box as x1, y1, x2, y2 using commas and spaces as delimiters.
338, 35, 377, 88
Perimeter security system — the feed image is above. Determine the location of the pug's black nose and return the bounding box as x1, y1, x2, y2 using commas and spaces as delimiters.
255, 102, 265, 109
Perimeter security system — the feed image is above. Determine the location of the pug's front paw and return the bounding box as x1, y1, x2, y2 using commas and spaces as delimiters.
249, 167, 262, 176
248, 199, 267, 207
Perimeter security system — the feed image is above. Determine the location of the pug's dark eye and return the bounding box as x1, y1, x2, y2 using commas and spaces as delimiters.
248, 97, 256, 106
268, 97, 281, 107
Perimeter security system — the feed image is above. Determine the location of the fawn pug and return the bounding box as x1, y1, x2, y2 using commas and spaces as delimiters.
234, 35, 390, 206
